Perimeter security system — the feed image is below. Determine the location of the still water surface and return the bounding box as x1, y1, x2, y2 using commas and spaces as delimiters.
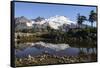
15, 41, 97, 58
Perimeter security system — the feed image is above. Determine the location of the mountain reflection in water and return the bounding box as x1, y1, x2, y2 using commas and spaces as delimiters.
16, 41, 97, 58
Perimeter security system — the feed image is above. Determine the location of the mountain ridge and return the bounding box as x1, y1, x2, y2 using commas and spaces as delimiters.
15, 15, 87, 31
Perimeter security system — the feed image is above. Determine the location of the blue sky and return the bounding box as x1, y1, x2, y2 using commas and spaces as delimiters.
15, 2, 97, 26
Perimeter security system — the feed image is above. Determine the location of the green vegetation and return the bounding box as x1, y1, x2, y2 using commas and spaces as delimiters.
77, 13, 87, 28
15, 27, 97, 48
89, 10, 97, 27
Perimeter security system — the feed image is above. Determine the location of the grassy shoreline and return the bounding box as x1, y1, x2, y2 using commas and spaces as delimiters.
16, 53, 97, 67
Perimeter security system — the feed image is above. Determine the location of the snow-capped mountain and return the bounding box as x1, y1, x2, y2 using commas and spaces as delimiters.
45, 15, 74, 29
15, 15, 77, 31
15, 16, 33, 30
31, 15, 75, 30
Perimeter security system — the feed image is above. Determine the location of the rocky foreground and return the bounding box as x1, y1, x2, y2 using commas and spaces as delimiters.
16, 53, 97, 67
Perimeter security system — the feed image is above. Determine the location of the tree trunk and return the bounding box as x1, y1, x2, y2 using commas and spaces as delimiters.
91, 22, 93, 28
